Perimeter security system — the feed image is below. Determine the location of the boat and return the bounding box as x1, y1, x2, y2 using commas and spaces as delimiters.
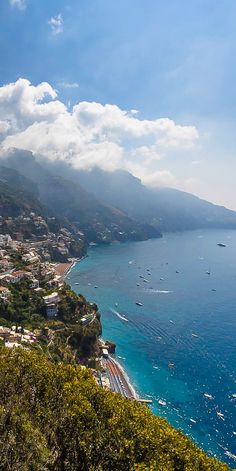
75, 282, 79, 285
190, 418, 197, 424
206, 270, 211, 275
143, 279, 149, 283
191, 333, 198, 338
94, 285, 98, 289
231, 394, 236, 399
216, 411, 224, 418
176, 270, 180, 274
203, 393, 214, 400
217, 243, 226, 247
135, 302, 143, 306
158, 399, 166, 406
168, 362, 175, 368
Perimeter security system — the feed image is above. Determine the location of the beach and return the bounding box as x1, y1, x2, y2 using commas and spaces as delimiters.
55, 259, 79, 280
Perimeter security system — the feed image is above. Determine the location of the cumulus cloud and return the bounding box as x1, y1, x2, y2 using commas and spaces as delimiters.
9, 0, 26, 9
48, 14, 63, 35
0, 78, 199, 185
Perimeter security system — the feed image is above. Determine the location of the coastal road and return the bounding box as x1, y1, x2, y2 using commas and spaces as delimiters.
102, 356, 136, 399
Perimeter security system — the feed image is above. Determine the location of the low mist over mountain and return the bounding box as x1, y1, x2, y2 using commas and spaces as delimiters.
1, 149, 236, 242
0, 150, 160, 243
40, 161, 236, 233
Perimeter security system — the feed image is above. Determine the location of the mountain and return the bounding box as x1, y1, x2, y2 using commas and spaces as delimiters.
55, 165, 236, 233
0, 150, 161, 243
3, 149, 236, 239
0, 165, 45, 218
0, 165, 87, 256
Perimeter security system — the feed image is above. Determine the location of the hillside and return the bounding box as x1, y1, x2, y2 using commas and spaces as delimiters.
0, 164, 87, 259
1, 150, 161, 243
0, 348, 228, 471
0, 165, 44, 218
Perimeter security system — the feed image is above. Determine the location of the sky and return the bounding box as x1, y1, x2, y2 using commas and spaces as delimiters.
0, 0, 236, 209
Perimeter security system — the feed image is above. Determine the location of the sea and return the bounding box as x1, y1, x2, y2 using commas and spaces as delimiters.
67, 229, 236, 467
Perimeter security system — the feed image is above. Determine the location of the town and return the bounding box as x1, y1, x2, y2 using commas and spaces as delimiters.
0, 211, 133, 399
0, 211, 101, 355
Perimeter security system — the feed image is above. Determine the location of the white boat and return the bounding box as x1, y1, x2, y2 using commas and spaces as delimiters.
216, 411, 224, 419
136, 302, 143, 306
158, 399, 166, 406
190, 418, 197, 424
75, 282, 79, 285
204, 393, 214, 400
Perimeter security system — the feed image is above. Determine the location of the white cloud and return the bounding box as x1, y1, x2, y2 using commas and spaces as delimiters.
59, 82, 79, 89
48, 14, 63, 35
0, 78, 199, 186
9, 0, 26, 9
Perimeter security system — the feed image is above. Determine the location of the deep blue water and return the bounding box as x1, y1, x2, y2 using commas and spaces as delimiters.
67, 230, 236, 466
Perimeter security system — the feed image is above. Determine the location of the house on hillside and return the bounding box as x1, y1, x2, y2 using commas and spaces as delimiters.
12, 270, 32, 283
45, 304, 58, 317
43, 292, 60, 318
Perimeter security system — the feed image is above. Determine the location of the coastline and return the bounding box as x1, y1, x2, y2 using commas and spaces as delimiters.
112, 356, 138, 399
55, 255, 87, 280
64, 259, 138, 401
64, 233, 236, 467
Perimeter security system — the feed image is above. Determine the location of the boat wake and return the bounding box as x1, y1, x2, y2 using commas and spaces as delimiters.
109, 307, 129, 322
146, 289, 173, 294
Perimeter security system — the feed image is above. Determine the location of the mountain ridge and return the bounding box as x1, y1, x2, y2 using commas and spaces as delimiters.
0, 149, 161, 243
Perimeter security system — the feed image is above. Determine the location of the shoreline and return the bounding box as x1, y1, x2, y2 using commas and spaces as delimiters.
112, 356, 138, 399
64, 260, 138, 400
55, 255, 87, 280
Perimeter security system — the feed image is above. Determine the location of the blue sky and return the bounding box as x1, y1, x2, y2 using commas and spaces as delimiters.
0, 0, 236, 209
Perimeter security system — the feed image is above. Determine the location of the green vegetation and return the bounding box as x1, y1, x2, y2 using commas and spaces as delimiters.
0, 348, 228, 471
0, 280, 101, 362
0, 279, 45, 329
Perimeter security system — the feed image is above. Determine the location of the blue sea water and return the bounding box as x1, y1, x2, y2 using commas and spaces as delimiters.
67, 229, 236, 467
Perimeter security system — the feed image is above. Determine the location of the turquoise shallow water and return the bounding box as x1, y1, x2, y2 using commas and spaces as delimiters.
67, 229, 236, 466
